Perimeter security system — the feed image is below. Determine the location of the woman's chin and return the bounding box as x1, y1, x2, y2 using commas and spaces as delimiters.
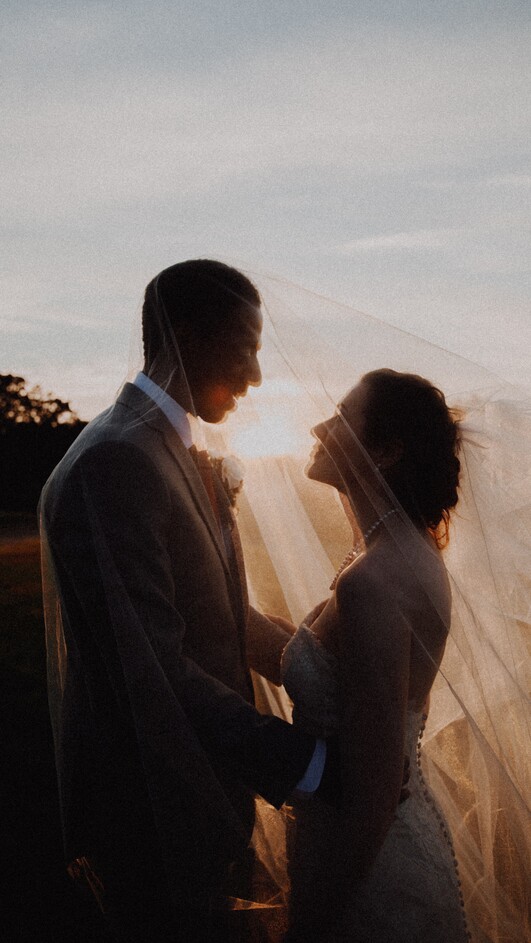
306, 457, 337, 488
304, 457, 315, 478
305, 456, 323, 481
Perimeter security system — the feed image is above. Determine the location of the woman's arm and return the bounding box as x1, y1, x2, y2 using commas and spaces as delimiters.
334, 563, 411, 880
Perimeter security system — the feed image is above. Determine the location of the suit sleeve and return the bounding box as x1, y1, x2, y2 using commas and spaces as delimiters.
48, 439, 314, 807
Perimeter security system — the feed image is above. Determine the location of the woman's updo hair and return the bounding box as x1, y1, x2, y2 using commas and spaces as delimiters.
361, 369, 461, 547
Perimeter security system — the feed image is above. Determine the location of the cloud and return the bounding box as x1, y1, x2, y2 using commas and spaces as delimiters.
482, 174, 531, 188
0, 317, 34, 335
337, 222, 529, 275
2, 19, 530, 224
2, 5, 530, 403
9, 312, 106, 331
420, 173, 531, 192
11, 355, 131, 421
339, 229, 468, 252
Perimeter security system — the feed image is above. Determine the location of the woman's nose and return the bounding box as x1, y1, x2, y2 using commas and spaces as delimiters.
246, 354, 262, 387
312, 418, 332, 442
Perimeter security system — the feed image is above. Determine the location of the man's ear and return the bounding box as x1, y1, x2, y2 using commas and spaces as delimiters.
176, 320, 205, 354
170, 318, 189, 343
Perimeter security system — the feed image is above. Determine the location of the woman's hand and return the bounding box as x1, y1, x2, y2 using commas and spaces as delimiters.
304, 598, 329, 626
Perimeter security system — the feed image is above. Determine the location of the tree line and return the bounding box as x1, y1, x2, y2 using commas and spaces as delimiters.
0, 375, 86, 512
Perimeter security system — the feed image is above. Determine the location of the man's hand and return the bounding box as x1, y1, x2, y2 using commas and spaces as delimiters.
246, 608, 294, 685
264, 613, 297, 635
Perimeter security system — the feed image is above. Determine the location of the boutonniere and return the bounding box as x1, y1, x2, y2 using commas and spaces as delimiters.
208, 450, 245, 508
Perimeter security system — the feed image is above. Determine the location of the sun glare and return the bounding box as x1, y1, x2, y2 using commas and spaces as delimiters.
225, 377, 313, 459
230, 411, 307, 459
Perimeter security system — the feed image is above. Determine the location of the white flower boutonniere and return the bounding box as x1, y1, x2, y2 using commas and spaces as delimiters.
208, 450, 245, 508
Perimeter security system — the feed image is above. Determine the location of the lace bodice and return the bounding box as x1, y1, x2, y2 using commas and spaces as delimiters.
281, 623, 425, 772
281, 623, 339, 737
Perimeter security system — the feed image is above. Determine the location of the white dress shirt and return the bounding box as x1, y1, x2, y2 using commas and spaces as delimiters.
132, 371, 326, 794
133, 372, 193, 447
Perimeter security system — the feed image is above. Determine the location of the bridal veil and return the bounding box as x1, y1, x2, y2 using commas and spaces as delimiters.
209, 272, 530, 943
42, 264, 529, 942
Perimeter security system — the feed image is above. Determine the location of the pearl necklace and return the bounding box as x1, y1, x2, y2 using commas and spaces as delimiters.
330, 508, 399, 590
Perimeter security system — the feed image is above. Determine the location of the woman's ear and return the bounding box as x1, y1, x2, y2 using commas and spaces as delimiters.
375, 439, 403, 471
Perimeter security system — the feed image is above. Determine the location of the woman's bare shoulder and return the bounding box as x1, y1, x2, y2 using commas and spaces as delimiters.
340, 535, 448, 599
335, 543, 403, 610
334, 551, 410, 651
335, 536, 450, 655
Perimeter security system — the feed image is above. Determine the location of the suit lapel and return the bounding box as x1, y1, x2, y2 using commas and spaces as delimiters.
212, 474, 249, 630
116, 384, 232, 580
229, 522, 249, 615
174, 448, 248, 635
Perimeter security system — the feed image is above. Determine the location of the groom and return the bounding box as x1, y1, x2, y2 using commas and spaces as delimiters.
40, 260, 326, 942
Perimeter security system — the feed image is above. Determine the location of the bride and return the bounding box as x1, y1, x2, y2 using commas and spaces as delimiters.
275, 369, 469, 941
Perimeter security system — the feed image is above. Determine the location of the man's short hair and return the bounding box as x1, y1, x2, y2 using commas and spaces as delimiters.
142, 259, 260, 366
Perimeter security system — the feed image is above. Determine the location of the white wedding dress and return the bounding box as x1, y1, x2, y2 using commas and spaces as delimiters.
281, 624, 470, 943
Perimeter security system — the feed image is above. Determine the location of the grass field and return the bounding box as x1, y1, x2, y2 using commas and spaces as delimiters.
1, 516, 106, 942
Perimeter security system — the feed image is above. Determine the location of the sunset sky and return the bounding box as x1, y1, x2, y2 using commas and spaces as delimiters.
2, 0, 530, 419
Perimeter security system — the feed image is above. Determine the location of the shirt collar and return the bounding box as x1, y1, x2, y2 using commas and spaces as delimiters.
133, 372, 193, 448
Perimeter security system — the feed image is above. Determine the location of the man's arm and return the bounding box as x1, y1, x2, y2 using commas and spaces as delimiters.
246, 607, 295, 685
48, 439, 315, 809
246, 608, 332, 795
246, 598, 332, 684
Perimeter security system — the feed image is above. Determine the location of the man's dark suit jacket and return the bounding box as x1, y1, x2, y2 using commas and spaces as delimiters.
40, 382, 314, 913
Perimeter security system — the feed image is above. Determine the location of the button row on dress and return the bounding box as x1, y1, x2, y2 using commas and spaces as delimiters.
415, 719, 471, 941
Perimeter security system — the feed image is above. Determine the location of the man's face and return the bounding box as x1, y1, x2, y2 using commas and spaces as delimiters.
184, 305, 263, 422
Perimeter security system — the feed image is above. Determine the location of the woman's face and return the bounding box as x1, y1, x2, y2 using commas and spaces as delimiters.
306, 382, 368, 490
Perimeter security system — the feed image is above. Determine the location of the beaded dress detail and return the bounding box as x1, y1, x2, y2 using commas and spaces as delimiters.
281, 625, 470, 943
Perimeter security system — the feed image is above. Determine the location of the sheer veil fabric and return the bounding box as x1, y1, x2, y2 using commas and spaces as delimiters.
42, 266, 529, 942
201, 274, 529, 943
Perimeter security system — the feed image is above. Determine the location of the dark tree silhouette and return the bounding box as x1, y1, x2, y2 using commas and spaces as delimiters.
0, 374, 80, 431
0, 374, 86, 512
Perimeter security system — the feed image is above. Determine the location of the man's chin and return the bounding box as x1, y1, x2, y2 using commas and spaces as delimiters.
196, 388, 240, 423
198, 410, 226, 424
198, 401, 235, 424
